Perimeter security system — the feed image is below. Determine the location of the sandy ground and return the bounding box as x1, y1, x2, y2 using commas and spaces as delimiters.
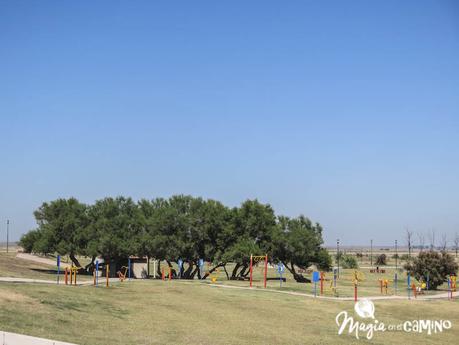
15, 252, 72, 268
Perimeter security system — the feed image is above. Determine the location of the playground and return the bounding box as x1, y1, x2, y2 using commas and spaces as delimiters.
0, 249, 458, 344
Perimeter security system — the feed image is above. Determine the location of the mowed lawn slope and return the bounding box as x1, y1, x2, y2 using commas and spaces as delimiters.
0, 280, 458, 345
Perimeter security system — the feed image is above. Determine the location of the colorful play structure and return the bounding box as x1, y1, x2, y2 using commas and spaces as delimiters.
378, 278, 390, 295
352, 270, 365, 301
64, 266, 79, 285
249, 254, 268, 288
54, 254, 457, 302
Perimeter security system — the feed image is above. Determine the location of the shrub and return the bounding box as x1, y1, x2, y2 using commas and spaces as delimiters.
404, 250, 458, 290
341, 254, 358, 269
375, 254, 387, 265
400, 254, 411, 262
19, 230, 41, 253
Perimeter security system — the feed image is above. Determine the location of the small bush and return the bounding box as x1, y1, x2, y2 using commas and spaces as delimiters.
341, 254, 359, 269
404, 250, 458, 290
400, 254, 411, 262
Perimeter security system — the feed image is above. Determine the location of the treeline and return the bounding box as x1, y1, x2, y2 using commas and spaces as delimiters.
20, 196, 331, 282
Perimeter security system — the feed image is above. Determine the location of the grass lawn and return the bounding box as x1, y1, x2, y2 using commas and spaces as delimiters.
0, 280, 458, 345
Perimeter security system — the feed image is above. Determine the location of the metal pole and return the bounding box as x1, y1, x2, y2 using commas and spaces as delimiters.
370, 239, 373, 267
395, 239, 398, 295
337, 239, 340, 278
6, 220, 9, 253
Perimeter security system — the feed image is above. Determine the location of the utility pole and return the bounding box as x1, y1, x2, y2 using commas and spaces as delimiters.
370, 239, 373, 267
395, 239, 398, 295
6, 220, 9, 253
336, 239, 340, 278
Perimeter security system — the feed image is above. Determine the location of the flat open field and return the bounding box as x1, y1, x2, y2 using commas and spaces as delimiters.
0, 252, 458, 344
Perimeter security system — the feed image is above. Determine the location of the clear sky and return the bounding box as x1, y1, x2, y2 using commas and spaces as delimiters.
1, 1, 458, 246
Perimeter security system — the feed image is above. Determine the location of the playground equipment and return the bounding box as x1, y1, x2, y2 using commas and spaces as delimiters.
117, 266, 128, 282
93, 260, 99, 286
210, 268, 220, 283
249, 254, 268, 288
277, 263, 285, 287
64, 266, 79, 285
161, 266, 172, 281
312, 271, 320, 297
352, 270, 365, 302
378, 278, 390, 295
56, 255, 61, 285
448, 275, 456, 300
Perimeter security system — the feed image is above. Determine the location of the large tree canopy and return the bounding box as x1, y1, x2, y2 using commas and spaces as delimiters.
20, 195, 331, 282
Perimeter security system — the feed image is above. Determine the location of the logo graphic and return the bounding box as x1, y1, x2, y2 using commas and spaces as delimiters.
336, 299, 452, 340
354, 299, 375, 319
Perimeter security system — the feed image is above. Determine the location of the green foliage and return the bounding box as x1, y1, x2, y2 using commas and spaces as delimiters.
400, 254, 411, 262
341, 254, 358, 269
404, 250, 458, 290
376, 254, 387, 265
20, 195, 329, 281
18, 230, 41, 253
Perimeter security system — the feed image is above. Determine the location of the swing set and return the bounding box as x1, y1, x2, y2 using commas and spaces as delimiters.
249, 254, 268, 288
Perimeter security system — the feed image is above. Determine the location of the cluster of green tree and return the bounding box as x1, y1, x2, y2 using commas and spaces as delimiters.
19, 196, 331, 282
404, 250, 458, 290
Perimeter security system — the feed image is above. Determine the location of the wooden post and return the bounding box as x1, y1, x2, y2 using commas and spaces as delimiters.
169, 266, 172, 281
64, 268, 68, 285
106, 264, 109, 287
412, 283, 416, 299
379, 279, 383, 294
249, 255, 253, 288
354, 283, 358, 302
320, 272, 324, 295
93, 271, 96, 286
264, 255, 268, 288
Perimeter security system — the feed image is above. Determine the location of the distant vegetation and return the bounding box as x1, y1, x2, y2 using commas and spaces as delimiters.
404, 250, 458, 290
376, 253, 387, 266
340, 254, 359, 269
19, 196, 331, 282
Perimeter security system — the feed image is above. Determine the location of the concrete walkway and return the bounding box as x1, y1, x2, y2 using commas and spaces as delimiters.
201, 282, 456, 301
0, 277, 122, 286
0, 330, 77, 345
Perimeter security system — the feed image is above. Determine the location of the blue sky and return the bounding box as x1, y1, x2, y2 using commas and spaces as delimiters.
1, 1, 458, 245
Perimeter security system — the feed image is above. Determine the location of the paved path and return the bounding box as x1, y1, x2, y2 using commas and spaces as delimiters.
16, 253, 72, 268
1, 330, 77, 345
199, 282, 455, 301
0, 277, 121, 286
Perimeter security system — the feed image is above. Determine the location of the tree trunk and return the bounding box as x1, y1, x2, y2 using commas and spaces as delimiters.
202, 263, 224, 279
69, 253, 82, 268
84, 256, 96, 273
222, 265, 230, 280
283, 261, 310, 283
190, 264, 199, 279
230, 263, 241, 279
157, 260, 162, 278
182, 261, 194, 279
166, 260, 175, 278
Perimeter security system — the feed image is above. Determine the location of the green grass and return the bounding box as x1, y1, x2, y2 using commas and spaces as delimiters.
1, 252, 459, 344
0, 251, 93, 281
0, 280, 458, 345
